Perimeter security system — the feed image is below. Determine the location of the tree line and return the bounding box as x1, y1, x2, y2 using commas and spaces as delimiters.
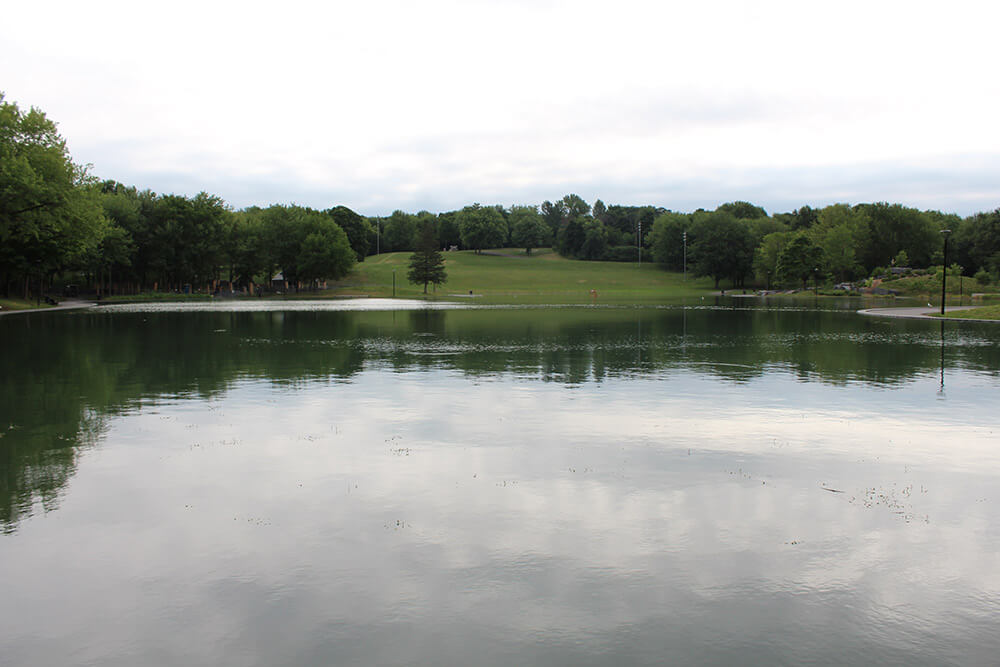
3, 93, 999, 297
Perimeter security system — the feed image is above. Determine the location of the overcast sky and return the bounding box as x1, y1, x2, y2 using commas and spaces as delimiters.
3, 0, 999, 216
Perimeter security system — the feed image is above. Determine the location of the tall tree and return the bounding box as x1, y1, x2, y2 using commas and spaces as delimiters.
383, 210, 416, 252
509, 205, 549, 254
811, 204, 869, 282
556, 215, 587, 258
457, 203, 506, 253
0, 94, 106, 297
579, 218, 609, 260
648, 211, 690, 270
407, 219, 447, 293
540, 199, 567, 239
716, 201, 768, 220
777, 232, 824, 288
592, 199, 607, 222
560, 193, 591, 218
688, 211, 755, 288
963, 209, 1000, 276
325, 205, 372, 261
436, 211, 462, 249
753, 231, 793, 289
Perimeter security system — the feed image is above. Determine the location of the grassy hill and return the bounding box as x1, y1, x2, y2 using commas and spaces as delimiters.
328, 249, 716, 303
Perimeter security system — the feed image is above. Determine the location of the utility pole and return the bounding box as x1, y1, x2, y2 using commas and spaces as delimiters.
940, 229, 951, 316
683, 231, 687, 281
638, 220, 642, 267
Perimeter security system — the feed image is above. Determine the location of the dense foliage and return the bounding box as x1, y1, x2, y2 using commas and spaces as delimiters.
4, 93, 1000, 298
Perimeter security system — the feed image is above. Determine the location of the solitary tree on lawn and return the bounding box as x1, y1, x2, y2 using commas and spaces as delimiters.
407, 220, 447, 294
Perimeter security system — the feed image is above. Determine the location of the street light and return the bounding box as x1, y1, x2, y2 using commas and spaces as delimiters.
682, 230, 687, 282
940, 229, 952, 316
638, 220, 642, 267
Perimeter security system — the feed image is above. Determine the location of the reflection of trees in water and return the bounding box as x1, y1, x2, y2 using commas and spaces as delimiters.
1, 306, 997, 532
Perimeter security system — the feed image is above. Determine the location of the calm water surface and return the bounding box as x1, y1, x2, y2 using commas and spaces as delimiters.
2, 299, 999, 665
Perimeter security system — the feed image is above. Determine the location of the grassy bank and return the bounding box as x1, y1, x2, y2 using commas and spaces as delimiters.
871, 273, 998, 302
934, 305, 1000, 321
0, 298, 55, 311
329, 249, 717, 303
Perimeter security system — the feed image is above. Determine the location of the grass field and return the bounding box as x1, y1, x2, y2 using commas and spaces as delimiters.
0, 298, 54, 312
934, 304, 1000, 321
328, 249, 717, 303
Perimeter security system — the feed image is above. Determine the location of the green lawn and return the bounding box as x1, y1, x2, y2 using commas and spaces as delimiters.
934, 304, 1000, 321
329, 249, 717, 303
0, 298, 54, 312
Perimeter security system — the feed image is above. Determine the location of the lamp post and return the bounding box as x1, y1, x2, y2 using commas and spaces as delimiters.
813, 267, 819, 296
940, 229, 952, 316
637, 220, 642, 267
682, 230, 687, 282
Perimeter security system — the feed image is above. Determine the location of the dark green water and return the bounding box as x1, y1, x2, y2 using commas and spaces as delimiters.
2, 299, 999, 665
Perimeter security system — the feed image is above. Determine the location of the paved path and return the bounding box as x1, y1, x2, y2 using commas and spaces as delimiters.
857, 305, 980, 320
0, 300, 96, 317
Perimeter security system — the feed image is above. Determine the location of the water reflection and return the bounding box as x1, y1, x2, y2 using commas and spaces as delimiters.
1, 304, 999, 665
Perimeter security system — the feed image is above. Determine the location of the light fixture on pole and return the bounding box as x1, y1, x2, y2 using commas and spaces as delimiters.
638, 220, 642, 267
683, 230, 687, 282
940, 229, 952, 316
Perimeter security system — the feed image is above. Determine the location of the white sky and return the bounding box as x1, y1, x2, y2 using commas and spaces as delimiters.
3, 0, 999, 216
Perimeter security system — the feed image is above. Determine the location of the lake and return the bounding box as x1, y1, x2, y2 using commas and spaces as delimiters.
2, 299, 999, 665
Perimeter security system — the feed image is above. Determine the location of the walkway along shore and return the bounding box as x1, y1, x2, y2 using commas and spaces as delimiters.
856, 305, 995, 322
0, 300, 96, 317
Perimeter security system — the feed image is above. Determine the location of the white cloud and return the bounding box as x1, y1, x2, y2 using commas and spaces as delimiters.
3, 0, 1000, 214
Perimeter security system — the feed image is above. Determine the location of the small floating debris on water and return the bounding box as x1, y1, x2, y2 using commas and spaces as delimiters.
821, 485, 844, 493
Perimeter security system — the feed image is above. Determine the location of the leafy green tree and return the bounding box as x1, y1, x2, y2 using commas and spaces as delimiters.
856, 202, 938, 270
819, 223, 864, 282
383, 210, 416, 252
262, 204, 354, 289
716, 201, 767, 220
963, 209, 1000, 276
592, 199, 607, 222
648, 211, 690, 270
753, 231, 793, 289
604, 205, 660, 248
540, 200, 567, 239
298, 225, 354, 286
436, 211, 462, 249
556, 216, 587, 258
85, 220, 134, 296
0, 94, 106, 297
509, 205, 549, 254
407, 219, 447, 293
142, 192, 228, 289
229, 208, 269, 287
689, 211, 755, 288
457, 203, 506, 253
579, 218, 608, 260
560, 193, 590, 218
326, 205, 372, 261
779, 205, 819, 230
810, 204, 870, 282
746, 216, 787, 247
777, 232, 824, 288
